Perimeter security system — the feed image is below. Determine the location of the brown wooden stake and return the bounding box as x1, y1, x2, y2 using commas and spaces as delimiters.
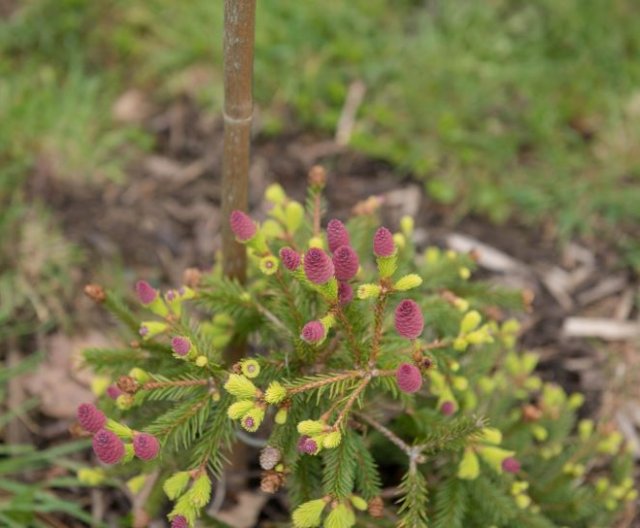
221, 0, 256, 284
221, 0, 256, 490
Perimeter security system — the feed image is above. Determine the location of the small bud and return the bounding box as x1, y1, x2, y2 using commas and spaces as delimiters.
578, 419, 594, 441
279, 247, 301, 271
128, 368, 150, 383
458, 266, 471, 280
84, 283, 106, 303
393, 233, 406, 249
230, 210, 257, 242
259, 255, 279, 275
301, 320, 326, 344
265, 183, 287, 205
284, 201, 304, 233
501, 457, 521, 474
182, 267, 202, 288
440, 400, 456, 416
394, 299, 424, 339
77, 403, 106, 433
126, 474, 147, 494
77, 468, 106, 485
325, 503, 355, 528
479, 427, 503, 445
460, 310, 482, 334
265, 381, 287, 404
241, 408, 265, 432
373, 227, 396, 257
260, 470, 286, 493
477, 445, 516, 473
327, 219, 350, 253
117, 375, 138, 394
303, 248, 334, 284
259, 446, 282, 470
135, 280, 157, 305
515, 494, 531, 509
224, 374, 258, 399
106, 384, 122, 400
275, 407, 288, 424
133, 432, 160, 461
227, 400, 256, 420
292, 498, 327, 528
106, 419, 134, 439
139, 321, 168, 340
453, 298, 469, 312
92, 429, 125, 465
308, 236, 324, 249
91, 376, 110, 397
171, 516, 188, 528
240, 359, 261, 378
171, 336, 192, 357
338, 281, 353, 305
457, 448, 480, 480
394, 274, 423, 291
301, 437, 319, 456
395, 363, 423, 394
400, 216, 414, 236
195, 355, 208, 367
357, 283, 381, 299
297, 420, 326, 436
350, 495, 368, 511
308, 165, 326, 188
332, 245, 359, 281
163, 472, 191, 500
368, 497, 384, 518
116, 394, 134, 410
322, 430, 342, 449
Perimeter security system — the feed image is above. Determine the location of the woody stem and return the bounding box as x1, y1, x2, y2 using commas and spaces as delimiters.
333, 377, 370, 429
142, 379, 210, 391
369, 293, 388, 365
288, 371, 362, 396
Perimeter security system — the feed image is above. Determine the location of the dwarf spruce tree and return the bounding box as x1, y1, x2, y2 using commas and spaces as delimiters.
79, 172, 635, 527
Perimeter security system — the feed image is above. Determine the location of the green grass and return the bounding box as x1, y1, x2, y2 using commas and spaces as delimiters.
109, 0, 640, 261
2, 0, 640, 266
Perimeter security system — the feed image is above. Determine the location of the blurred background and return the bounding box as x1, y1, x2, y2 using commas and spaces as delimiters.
1, 0, 639, 525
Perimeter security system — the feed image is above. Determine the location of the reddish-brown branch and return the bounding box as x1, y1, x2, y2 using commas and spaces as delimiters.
141, 379, 210, 391
287, 371, 361, 396
333, 377, 370, 429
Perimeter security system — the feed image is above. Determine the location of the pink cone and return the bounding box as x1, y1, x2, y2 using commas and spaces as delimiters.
338, 282, 353, 305
230, 210, 257, 242
373, 227, 395, 257
394, 299, 424, 339
395, 363, 423, 393
303, 248, 334, 284
502, 457, 521, 473
92, 429, 125, 465
279, 247, 301, 271
332, 245, 359, 281
171, 336, 191, 357
135, 280, 157, 305
327, 219, 350, 253
106, 384, 122, 400
133, 432, 160, 461
77, 403, 106, 433
301, 321, 326, 343
171, 516, 188, 528
297, 435, 318, 455
441, 401, 456, 416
